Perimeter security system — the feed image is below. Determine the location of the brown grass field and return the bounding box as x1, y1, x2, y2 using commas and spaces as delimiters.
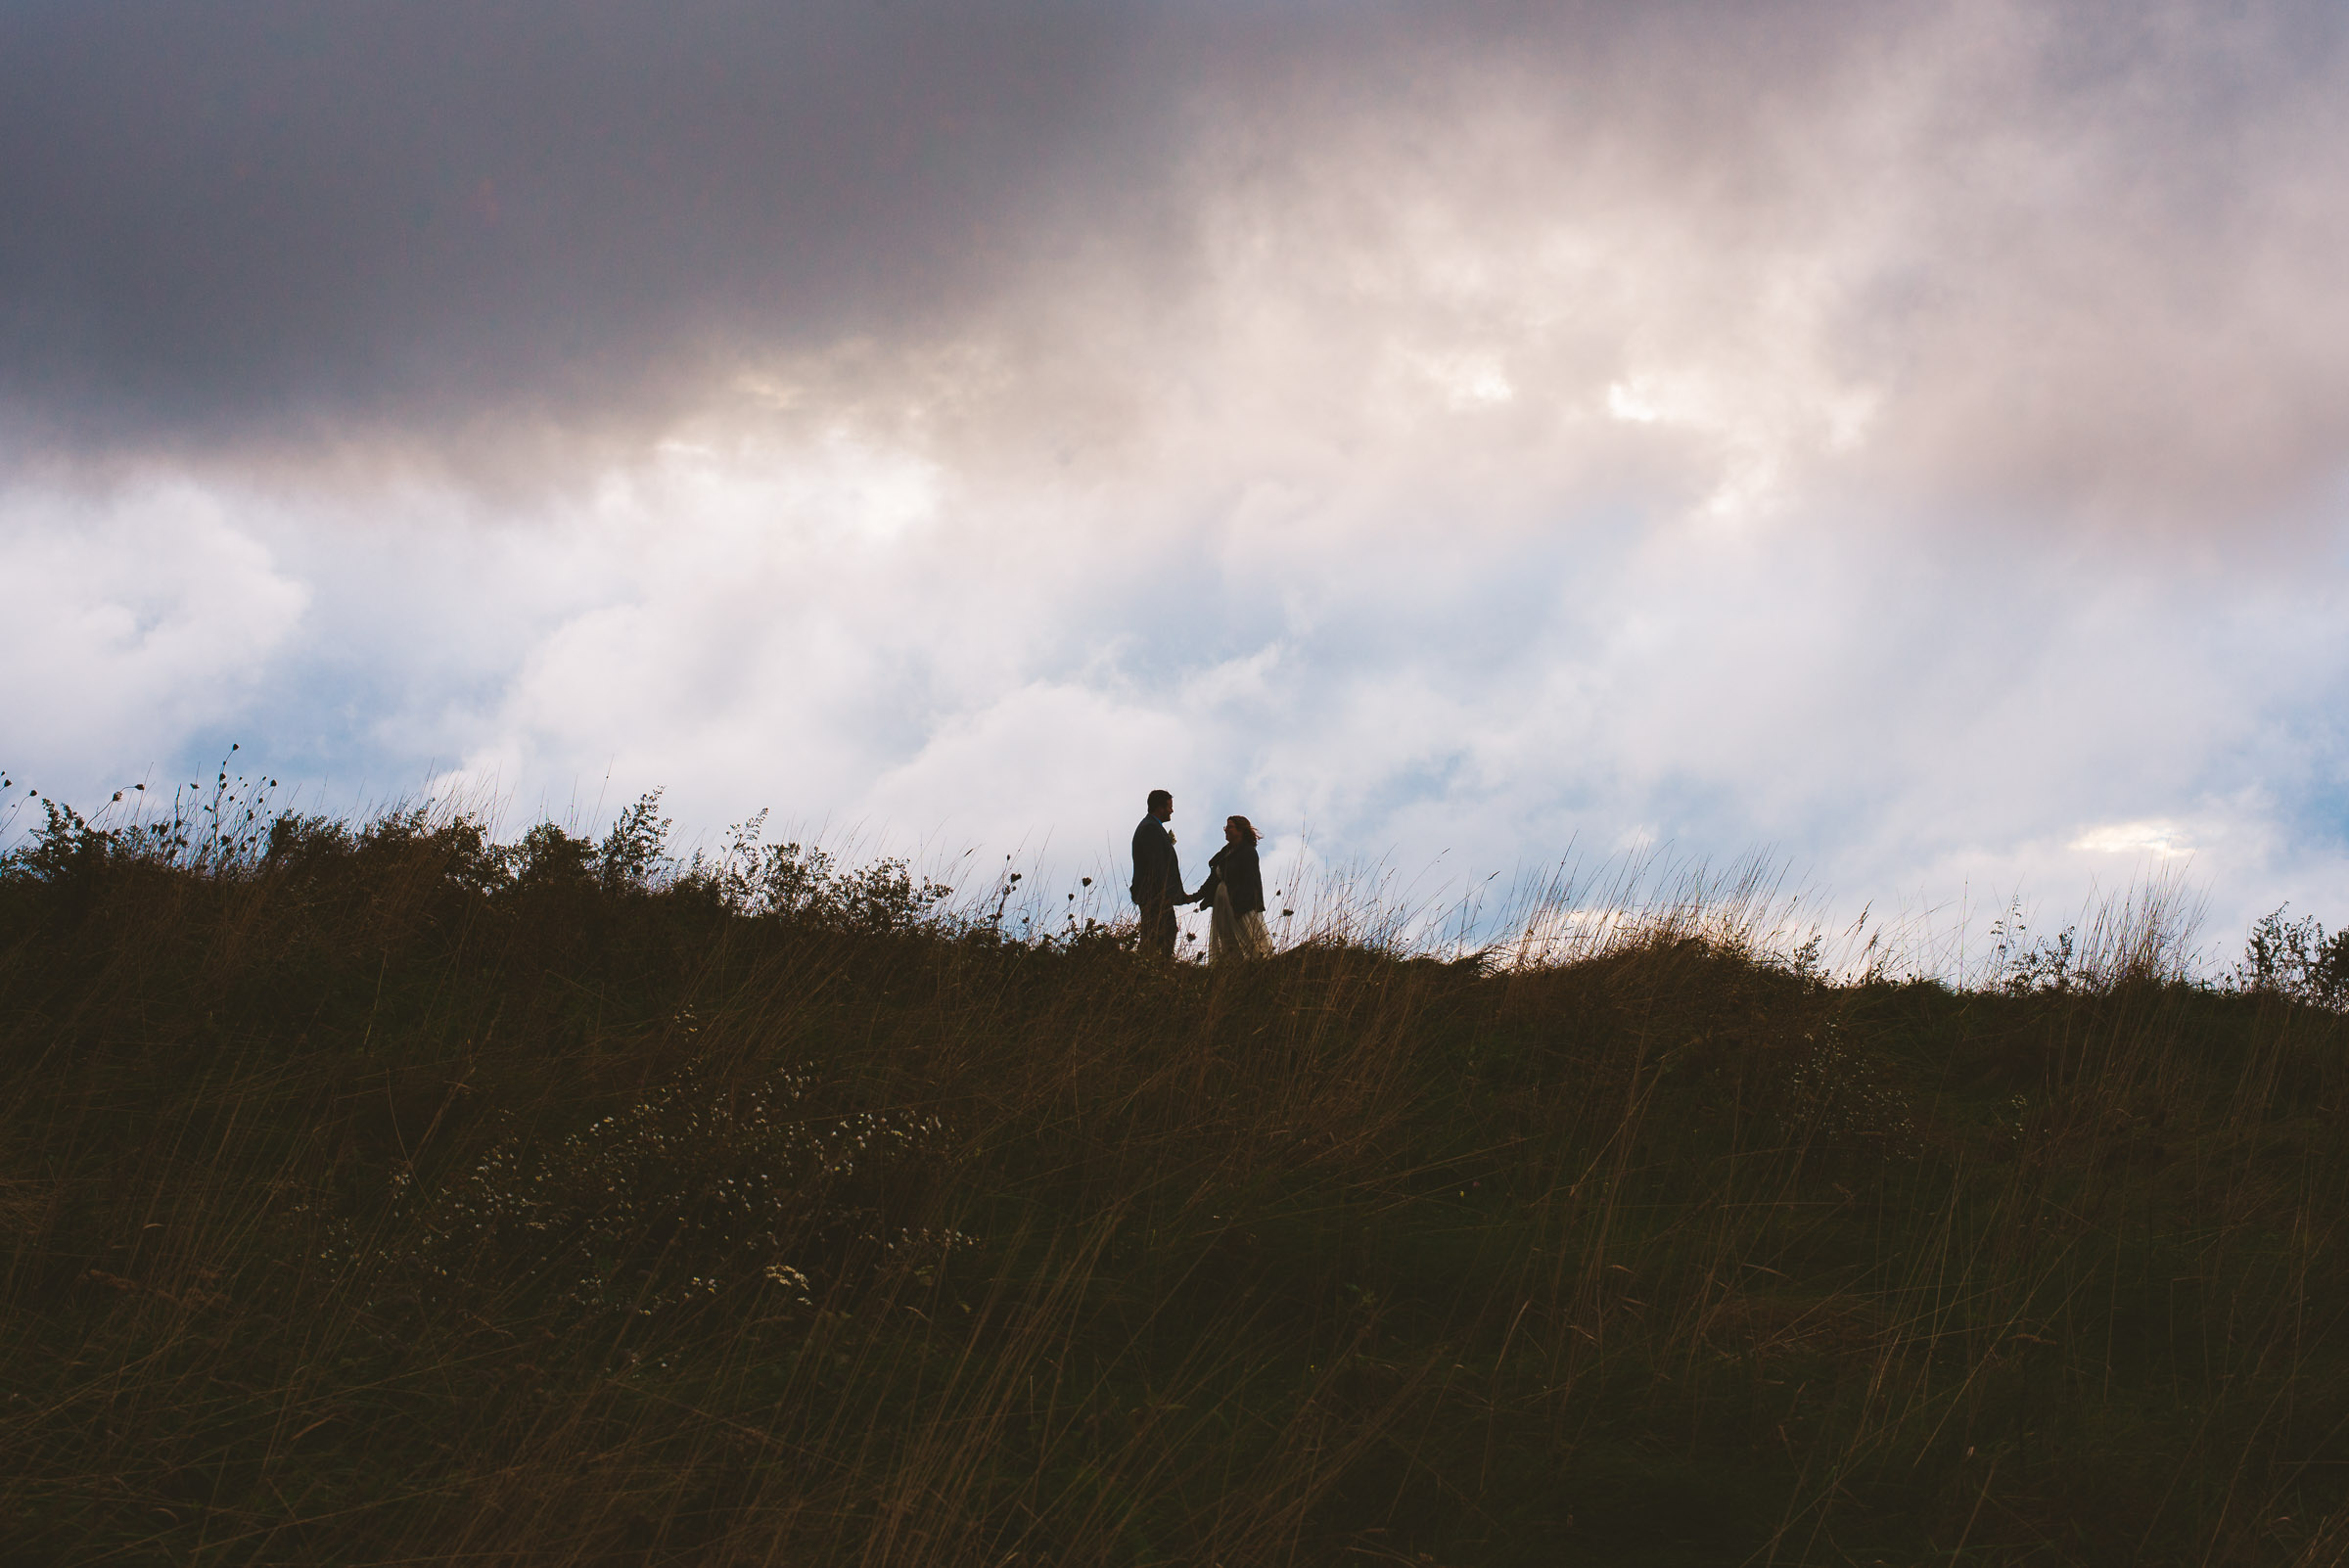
3, 789, 2346, 1565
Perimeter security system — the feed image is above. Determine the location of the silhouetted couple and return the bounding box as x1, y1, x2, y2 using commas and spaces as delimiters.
1129, 789, 1275, 964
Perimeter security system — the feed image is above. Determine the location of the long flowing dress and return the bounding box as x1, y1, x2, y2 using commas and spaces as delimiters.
1204, 841, 1275, 965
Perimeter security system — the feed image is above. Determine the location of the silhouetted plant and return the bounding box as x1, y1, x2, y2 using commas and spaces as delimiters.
703, 807, 952, 931
2234, 902, 2349, 1008
1987, 899, 2080, 994
4, 799, 114, 885
513, 819, 596, 890
597, 789, 673, 894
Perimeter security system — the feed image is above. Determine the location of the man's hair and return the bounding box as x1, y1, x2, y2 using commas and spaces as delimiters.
1146, 789, 1173, 811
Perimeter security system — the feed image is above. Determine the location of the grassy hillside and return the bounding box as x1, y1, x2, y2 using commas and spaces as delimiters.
3, 794, 2346, 1565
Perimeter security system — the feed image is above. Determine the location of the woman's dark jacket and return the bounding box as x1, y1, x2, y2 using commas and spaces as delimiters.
1201, 842, 1265, 914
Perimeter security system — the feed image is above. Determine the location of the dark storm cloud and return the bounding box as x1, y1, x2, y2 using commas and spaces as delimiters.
0, 1, 1999, 449
7, 0, 2349, 523
0, 0, 1185, 443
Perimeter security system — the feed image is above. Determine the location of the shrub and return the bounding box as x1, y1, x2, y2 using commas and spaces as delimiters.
339, 1062, 955, 1326
2234, 902, 2349, 1009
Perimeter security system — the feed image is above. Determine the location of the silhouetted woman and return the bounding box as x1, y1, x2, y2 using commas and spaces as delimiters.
1200, 815, 1275, 965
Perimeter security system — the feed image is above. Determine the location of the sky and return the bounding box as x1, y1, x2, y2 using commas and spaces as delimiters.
7, 0, 2349, 968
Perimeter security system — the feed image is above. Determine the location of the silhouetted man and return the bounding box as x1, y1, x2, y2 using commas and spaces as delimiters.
1130, 788, 1192, 958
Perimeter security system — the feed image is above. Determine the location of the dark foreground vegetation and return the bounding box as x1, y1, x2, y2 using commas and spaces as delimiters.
4, 791, 2348, 1565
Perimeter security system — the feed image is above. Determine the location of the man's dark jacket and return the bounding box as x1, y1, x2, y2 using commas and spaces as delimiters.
1130, 815, 1185, 906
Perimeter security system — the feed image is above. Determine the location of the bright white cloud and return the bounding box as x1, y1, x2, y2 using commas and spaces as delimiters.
2071, 821, 2195, 858
0, 483, 307, 783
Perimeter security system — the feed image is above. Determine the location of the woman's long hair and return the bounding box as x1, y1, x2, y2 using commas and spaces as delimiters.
1225, 815, 1260, 845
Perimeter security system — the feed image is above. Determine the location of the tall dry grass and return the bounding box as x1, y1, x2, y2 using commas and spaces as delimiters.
0, 791, 2345, 1565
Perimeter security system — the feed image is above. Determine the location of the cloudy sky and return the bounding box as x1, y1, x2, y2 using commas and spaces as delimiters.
7, 0, 2349, 962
